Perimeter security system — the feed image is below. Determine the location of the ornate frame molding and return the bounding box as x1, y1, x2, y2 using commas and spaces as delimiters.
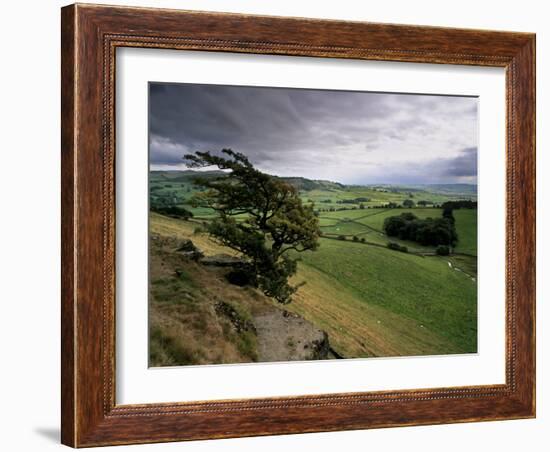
62, 4, 535, 447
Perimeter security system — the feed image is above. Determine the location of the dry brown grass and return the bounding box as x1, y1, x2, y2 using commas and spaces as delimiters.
149, 212, 466, 363
149, 222, 272, 366
288, 265, 455, 357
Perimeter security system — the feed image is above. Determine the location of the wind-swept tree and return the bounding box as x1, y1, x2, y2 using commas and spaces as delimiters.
184, 149, 320, 303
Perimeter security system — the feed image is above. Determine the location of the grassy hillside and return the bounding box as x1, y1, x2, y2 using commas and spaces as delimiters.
453, 209, 478, 255
149, 220, 259, 366
150, 212, 477, 362
291, 238, 477, 356
149, 214, 334, 366
149, 170, 478, 364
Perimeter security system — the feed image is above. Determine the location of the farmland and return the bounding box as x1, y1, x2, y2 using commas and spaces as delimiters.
290, 237, 476, 356
149, 170, 478, 364
150, 170, 476, 217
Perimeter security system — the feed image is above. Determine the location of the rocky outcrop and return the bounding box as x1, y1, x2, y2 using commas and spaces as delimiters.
306, 331, 331, 360
176, 239, 204, 261
176, 240, 246, 267
152, 232, 337, 365
253, 309, 331, 362
201, 254, 247, 267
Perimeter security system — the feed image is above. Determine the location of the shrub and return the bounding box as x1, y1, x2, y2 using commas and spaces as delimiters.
226, 269, 255, 287
352, 235, 359, 242
151, 205, 193, 220
387, 242, 408, 253
436, 245, 450, 256
338, 235, 347, 241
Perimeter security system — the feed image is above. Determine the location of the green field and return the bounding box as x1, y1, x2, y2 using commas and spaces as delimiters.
150, 171, 477, 218
292, 238, 477, 356
301, 185, 472, 211
352, 208, 443, 231
453, 209, 478, 254
317, 207, 476, 256
150, 213, 477, 359
149, 171, 478, 361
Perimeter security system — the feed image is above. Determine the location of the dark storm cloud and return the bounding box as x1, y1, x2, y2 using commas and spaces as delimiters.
149, 82, 478, 184
442, 147, 477, 177
150, 83, 389, 156
355, 146, 477, 185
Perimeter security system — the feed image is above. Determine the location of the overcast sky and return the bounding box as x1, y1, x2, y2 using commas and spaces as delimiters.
149, 82, 478, 185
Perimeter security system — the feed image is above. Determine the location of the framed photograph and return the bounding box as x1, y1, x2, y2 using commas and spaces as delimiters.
61, 3, 535, 447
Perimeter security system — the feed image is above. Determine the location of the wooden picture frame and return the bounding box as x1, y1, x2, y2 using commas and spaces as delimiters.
61, 3, 535, 447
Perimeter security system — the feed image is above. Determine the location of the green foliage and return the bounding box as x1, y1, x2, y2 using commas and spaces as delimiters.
442, 206, 455, 224
402, 199, 415, 208
387, 242, 408, 253
151, 205, 194, 220
383, 212, 458, 247
441, 200, 477, 210
337, 197, 371, 205
387, 242, 400, 251
185, 149, 320, 303
436, 245, 450, 256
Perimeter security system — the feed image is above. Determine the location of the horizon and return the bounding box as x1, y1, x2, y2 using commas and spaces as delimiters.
151, 168, 477, 188
149, 83, 478, 185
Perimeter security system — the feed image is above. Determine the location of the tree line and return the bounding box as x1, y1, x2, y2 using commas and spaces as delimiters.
441, 200, 477, 209
150, 204, 194, 220
383, 211, 458, 249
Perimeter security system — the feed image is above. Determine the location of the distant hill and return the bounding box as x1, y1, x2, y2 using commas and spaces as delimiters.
151, 170, 344, 192
275, 176, 344, 192
362, 183, 477, 198
150, 170, 476, 197
150, 169, 227, 182
418, 184, 477, 195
